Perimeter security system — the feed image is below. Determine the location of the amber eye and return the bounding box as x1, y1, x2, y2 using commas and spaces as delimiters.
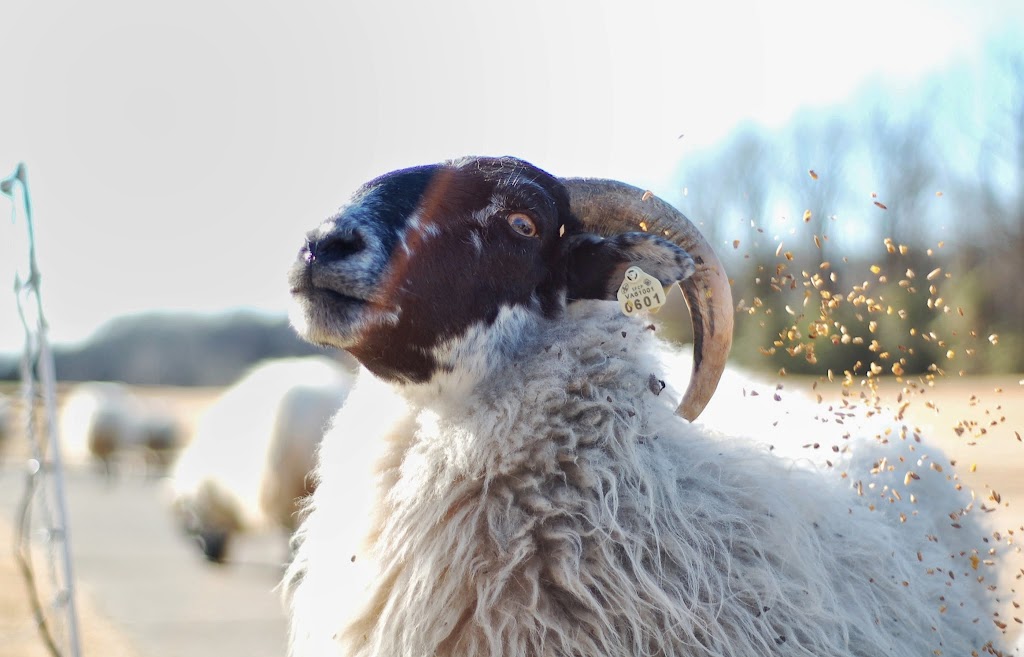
507, 213, 538, 238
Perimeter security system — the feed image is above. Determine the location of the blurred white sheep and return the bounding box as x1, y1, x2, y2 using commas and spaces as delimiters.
167, 355, 355, 564
59, 381, 183, 479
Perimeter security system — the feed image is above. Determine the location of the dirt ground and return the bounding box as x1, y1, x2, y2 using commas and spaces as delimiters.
803, 374, 1024, 531
0, 465, 289, 657
0, 375, 1022, 656
0, 520, 141, 657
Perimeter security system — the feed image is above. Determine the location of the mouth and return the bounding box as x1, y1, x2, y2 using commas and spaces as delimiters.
292, 284, 368, 311
288, 261, 369, 305
287, 261, 373, 349
290, 280, 368, 307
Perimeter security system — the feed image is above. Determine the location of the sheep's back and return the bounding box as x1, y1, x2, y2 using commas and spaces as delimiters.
288, 304, 1002, 657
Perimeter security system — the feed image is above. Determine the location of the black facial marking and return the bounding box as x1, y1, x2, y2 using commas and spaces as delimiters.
331, 164, 443, 255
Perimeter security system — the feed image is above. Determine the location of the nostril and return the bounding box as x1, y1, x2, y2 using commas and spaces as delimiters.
308, 229, 366, 264
299, 241, 314, 264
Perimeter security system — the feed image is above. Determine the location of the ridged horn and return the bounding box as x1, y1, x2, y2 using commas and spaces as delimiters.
562, 178, 733, 421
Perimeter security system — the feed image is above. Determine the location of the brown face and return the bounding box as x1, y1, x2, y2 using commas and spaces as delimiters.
288, 156, 697, 383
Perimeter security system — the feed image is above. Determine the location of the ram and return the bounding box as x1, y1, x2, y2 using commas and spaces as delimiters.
283, 156, 1010, 657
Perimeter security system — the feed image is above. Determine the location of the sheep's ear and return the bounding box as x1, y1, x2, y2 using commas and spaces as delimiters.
563, 232, 696, 302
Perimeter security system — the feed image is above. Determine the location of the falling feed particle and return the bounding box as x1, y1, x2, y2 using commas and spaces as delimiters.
936, 191, 943, 197
641, 190, 654, 202
803, 209, 813, 222
809, 169, 819, 180
733, 239, 741, 249
874, 201, 888, 210
989, 334, 1000, 345
926, 268, 943, 281
639, 221, 648, 231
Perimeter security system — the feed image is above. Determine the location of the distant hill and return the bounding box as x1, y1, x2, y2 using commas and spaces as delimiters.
0, 311, 336, 386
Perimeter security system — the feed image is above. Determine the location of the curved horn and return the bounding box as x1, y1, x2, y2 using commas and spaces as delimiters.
562, 178, 733, 421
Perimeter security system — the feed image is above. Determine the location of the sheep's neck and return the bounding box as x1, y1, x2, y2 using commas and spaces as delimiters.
400, 305, 545, 409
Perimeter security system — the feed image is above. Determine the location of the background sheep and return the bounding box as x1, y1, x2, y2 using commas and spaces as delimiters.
60, 382, 132, 476
134, 403, 185, 475
283, 156, 1013, 657
58, 381, 181, 479
167, 355, 355, 564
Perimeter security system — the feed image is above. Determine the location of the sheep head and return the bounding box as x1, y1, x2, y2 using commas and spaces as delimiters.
288, 156, 732, 420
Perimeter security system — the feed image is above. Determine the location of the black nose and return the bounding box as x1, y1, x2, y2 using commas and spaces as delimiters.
197, 528, 230, 564
304, 226, 366, 265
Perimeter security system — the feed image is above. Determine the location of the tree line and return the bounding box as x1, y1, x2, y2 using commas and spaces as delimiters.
670, 37, 1023, 377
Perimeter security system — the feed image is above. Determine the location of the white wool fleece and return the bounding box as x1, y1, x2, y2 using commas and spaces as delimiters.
285, 301, 1003, 657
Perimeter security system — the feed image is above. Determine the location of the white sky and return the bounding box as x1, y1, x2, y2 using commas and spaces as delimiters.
0, 0, 1020, 350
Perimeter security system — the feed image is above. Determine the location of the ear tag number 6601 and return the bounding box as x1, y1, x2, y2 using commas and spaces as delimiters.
617, 266, 667, 316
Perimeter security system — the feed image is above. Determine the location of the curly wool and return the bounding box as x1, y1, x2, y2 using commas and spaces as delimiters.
286, 302, 1002, 657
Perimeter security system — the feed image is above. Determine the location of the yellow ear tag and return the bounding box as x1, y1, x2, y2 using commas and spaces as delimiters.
617, 266, 667, 316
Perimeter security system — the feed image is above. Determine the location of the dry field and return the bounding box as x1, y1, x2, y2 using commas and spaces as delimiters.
801, 374, 1024, 531
0, 375, 1022, 656
0, 520, 141, 657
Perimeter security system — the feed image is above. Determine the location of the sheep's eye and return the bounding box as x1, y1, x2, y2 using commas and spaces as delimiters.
507, 213, 538, 238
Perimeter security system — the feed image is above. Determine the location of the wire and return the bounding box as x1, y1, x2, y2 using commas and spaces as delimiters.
3, 162, 82, 657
